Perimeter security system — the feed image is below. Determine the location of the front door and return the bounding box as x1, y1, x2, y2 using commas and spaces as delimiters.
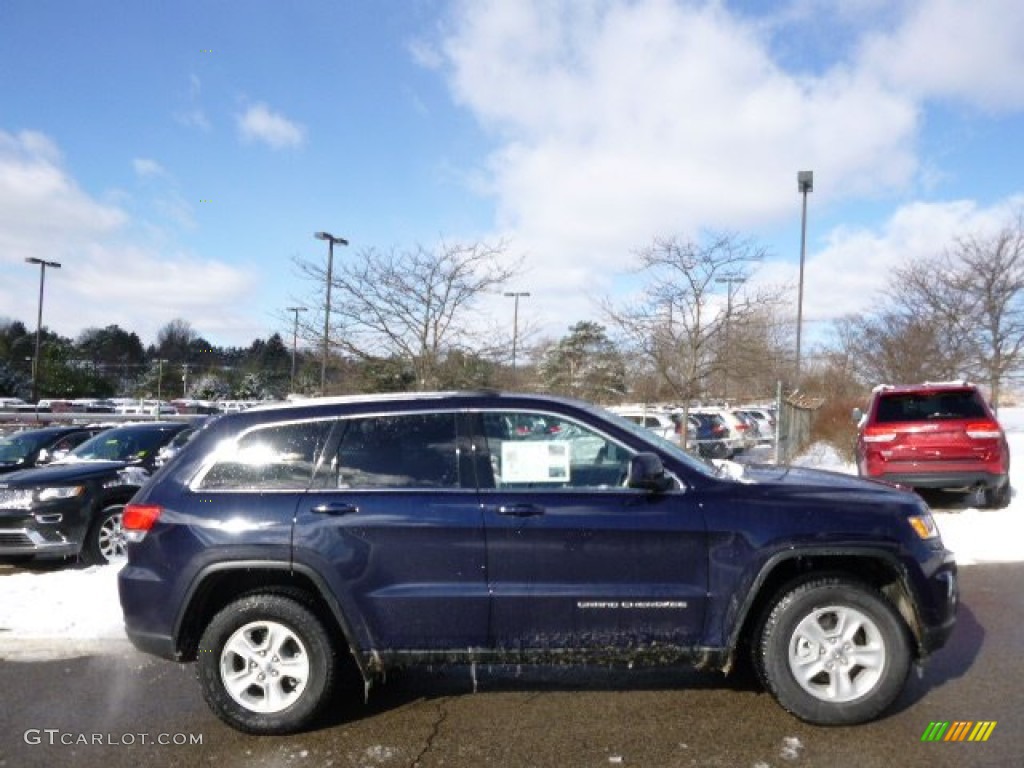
471, 409, 708, 655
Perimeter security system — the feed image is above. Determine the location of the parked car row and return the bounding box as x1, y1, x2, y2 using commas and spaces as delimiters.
0, 396, 273, 416
608, 404, 777, 460
0, 421, 197, 565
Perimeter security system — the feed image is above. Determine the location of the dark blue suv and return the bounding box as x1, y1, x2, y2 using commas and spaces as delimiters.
118, 392, 958, 734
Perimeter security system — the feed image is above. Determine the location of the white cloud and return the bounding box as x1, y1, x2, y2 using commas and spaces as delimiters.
237, 102, 306, 149
858, 0, 1024, 110
0, 130, 258, 345
132, 157, 165, 177
0, 130, 126, 253
753, 195, 1024, 330
432, 0, 923, 332
425, 0, 1024, 338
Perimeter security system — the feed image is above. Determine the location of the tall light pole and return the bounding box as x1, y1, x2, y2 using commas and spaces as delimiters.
504, 291, 530, 386
314, 231, 349, 395
715, 275, 746, 402
155, 358, 168, 419
795, 170, 813, 382
286, 306, 307, 393
25, 257, 61, 402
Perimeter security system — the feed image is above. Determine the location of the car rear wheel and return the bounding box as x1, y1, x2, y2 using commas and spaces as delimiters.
197, 593, 337, 735
983, 479, 1011, 509
81, 505, 127, 565
756, 577, 911, 725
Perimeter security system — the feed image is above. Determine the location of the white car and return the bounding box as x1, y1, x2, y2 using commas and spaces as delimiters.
607, 406, 689, 445
738, 407, 776, 443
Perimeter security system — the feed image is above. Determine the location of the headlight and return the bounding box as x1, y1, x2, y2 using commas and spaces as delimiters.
908, 512, 940, 540
38, 486, 85, 502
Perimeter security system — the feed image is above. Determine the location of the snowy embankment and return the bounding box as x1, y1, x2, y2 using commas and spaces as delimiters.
2, 409, 1022, 660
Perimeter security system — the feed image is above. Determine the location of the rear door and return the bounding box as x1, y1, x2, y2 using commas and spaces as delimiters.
470, 408, 708, 653
292, 410, 489, 652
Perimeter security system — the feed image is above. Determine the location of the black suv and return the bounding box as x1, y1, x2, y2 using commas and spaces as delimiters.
0, 425, 108, 474
0, 421, 191, 564
118, 392, 958, 734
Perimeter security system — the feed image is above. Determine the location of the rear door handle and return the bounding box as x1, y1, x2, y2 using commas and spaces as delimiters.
497, 503, 545, 517
312, 502, 359, 516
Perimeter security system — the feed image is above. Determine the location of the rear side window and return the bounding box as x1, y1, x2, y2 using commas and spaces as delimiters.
325, 413, 460, 489
873, 390, 988, 423
196, 420, 332, 491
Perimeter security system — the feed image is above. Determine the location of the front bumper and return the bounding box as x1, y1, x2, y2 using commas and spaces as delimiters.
918, 562, 959, 655
0, 524, 81, 559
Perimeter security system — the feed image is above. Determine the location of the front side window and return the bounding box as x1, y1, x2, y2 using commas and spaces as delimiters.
324, 412, 460, 489
478, 411, 634, 490
196, 420, 331, 491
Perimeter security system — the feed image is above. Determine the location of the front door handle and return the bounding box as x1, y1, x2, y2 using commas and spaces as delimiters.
312, 502, 359, 516
497, 503, 545, 517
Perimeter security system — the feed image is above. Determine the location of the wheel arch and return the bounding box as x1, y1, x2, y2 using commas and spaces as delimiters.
172, 561, 368, 680
724, 549, 925, 671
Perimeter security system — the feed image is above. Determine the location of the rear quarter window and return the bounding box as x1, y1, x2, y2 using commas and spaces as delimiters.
873, 391, 989, 423
195, 420, 332, 491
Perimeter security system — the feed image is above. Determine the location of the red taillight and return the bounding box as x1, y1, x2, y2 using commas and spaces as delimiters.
966, 421, 1003, 439
123, 503, 162, 531
862, 426, 897, 443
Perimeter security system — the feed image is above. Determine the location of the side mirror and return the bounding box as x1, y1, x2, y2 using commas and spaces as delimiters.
851, 407, 863, 424
35, 448, 52, 465
627, 452, 674, 492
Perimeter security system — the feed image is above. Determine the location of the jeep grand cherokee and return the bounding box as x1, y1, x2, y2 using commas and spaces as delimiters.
118, 392, 958, 734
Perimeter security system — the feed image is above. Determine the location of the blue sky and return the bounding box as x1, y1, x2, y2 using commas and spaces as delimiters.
3, 0, 1024, 352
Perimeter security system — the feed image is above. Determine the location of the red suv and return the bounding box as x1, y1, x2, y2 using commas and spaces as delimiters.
855, 381, 1011, 507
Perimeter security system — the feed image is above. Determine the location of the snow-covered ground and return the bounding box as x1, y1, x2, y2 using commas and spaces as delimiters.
2, 409, 1023, 661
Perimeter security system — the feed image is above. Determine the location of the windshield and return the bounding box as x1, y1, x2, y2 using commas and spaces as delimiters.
594, 405, 721, 479
67, 426, 175, 462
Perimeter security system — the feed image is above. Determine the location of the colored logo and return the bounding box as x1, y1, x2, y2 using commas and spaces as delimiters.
921, 721, 997, 742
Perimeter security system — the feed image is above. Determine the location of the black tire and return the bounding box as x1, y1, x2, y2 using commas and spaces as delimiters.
755, 578, 911, 726
80, 505, 126, 566
984, 479, 1011, 509
197, 593, 337, 735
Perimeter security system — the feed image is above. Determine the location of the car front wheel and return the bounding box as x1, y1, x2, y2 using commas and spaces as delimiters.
756, 578, 911, 725
81, 505, 127, 565
197, 593, 337, 734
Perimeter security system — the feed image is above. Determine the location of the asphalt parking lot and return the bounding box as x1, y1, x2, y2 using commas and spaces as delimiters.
1, 563, 1021, 768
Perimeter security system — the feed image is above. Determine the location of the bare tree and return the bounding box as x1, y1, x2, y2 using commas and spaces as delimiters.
294, 240, 519, 390
603, 231, 780, 409
881, 214, 1024, 407
833, 311, 960, 386
950, 220, 1024, 408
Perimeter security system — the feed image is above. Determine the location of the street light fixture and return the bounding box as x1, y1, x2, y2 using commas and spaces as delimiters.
24, 257, 61, 402
314, 231, 349, 394
503, 292, 530, 385
795, 170, 813, 382
286, 306, 308, 393
715, 275, 746, 402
